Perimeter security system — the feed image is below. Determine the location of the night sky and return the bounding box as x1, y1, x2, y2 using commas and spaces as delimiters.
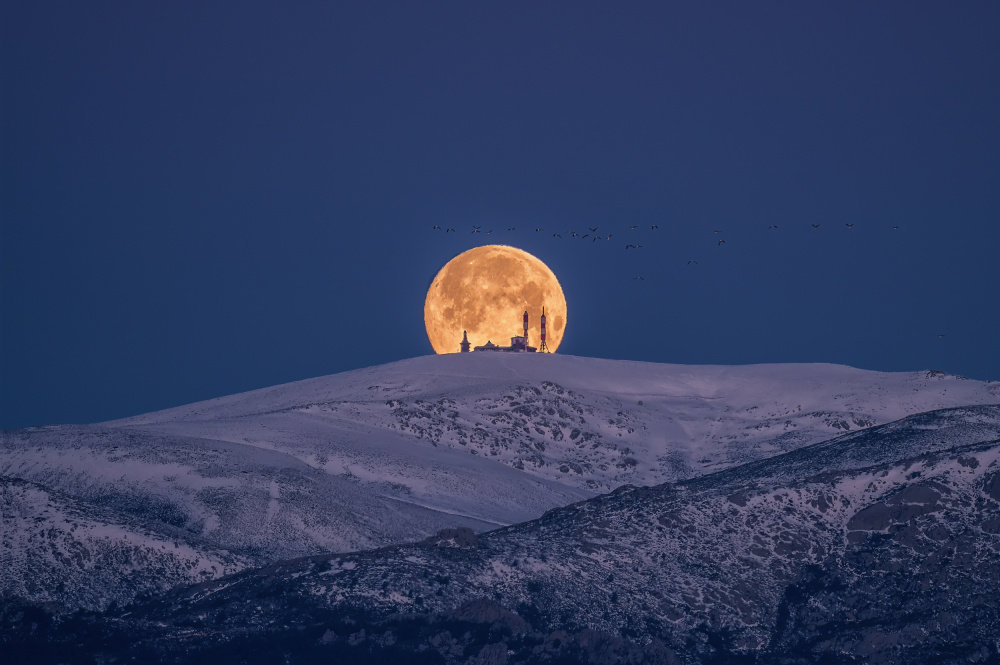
2, 2, 999, 429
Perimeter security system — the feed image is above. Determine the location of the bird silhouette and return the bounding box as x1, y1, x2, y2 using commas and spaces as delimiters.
633, 276, 645, 280
768, 225, 778, 229
630, 225, 639, 230
553, 233, 561, 238
626, 244, 643, 249
937, 334, 946, 338
486, 229, 494, 235
606, 234, 613, 240
892, 225, 900, 230
812, 224, 821, 229
445, 228, 455, 232
432, 225, 441, 229
718, 239, 726, 245
589, 227, 598, 232
581, 234, 589, 239
507, 227, 516, 231
535, 228, 543, 232
845, 223, 854, 228
687, 259, 698, 264
651, 224, 659, 230
713, 229, 721, 234
570, 231, 579, 237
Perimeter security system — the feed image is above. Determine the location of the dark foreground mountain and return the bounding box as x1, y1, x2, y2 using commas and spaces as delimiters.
6, 405, 999, 664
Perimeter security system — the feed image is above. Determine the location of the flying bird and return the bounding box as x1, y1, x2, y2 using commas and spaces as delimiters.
553, 233, 561, 238
606, 234, 613, 240
570, 231, 579, 237
626, 244, 643, 249
845, 223, 854, 229
812, 224, 821, 229
718, 239, 726, 245
937, 334, 946, 338
687, 259, 698, 264
630, 225, 639, 230
535, 228, 543, 232
651, 224, 659, 230
581, 234, 589, 239
445, 228, 455, 232
768, 225, 778, 229
432, 225, 441, 229
486, 229, 494, 235
589, 227, 599, 232
507, 227, 516, 231
713, 230, 721, 234
633, 276, 645, 280
892, 225, 900, 230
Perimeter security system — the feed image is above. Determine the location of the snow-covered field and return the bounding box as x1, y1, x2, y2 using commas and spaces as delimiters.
2, 353, 998, 611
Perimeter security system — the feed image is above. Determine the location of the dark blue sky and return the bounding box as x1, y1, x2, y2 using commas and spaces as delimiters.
2, 2, 998, 428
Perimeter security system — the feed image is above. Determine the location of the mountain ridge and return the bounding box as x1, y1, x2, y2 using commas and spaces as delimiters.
8, 404, 1000, 664
2, 355, 998, 616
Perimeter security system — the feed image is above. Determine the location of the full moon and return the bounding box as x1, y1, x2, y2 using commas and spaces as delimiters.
424, 245, 567, 354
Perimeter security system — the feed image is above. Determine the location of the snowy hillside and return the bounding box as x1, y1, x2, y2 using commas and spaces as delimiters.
112, 354, 1000, 492
2, 354, 997, 613
0, 476, 248, 613
13, 405, 1000, 664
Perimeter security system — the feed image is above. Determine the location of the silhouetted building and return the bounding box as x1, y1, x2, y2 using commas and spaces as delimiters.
466, 311, 538, 353
473, 336, 536, 353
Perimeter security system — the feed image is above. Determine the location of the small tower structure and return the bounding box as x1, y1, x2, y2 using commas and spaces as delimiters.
522, 310, 529, 352
539, 307, 549, 353
460, 330, 470, 353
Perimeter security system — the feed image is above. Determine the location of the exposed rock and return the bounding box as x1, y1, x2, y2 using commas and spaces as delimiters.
423, 527, 478, 548
448, 598, 530, 635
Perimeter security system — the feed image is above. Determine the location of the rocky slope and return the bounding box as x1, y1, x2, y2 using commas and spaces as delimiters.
0, 476, 247, 613
2, 355, 998, 616
7, 405, 999, 664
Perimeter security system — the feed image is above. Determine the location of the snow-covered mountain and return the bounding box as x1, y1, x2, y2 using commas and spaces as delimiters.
109, 354, 1000, 489
0, 476, 248, 613
2, 354, 998, 614
10, 405, 1000, 664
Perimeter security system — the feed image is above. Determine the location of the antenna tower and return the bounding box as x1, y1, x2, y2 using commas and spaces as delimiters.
539, 307, 549, 353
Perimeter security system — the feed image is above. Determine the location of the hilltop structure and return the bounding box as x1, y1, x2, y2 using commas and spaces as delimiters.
473, 337, 536, 353
460, 310, 547, 353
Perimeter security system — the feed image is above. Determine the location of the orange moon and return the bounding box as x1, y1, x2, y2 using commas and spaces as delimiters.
424, 245, 567, 354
